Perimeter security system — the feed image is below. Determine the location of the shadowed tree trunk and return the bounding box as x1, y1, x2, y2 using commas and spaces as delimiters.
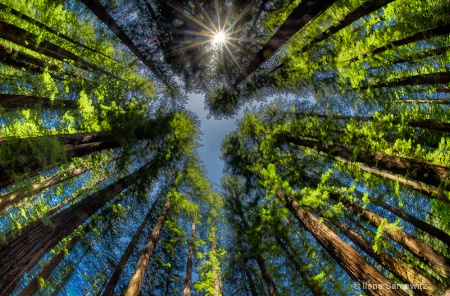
279, 191, 408, 296
0, 3, 119, 62
337, 197, 450, 279
183, 221, 196, 296
0, 94, 77, 109
395, 99, 450, 104
325, 217, 438, 295
211, 230, 224, 295
101, 200, 157, 296
0, 160, 158, 294
254, 254, 279, 296
79, 0, 172, 91
364, 72, 450, 90
125, 198, 170, 296
232, 0, 339, 89
0, 20, 124, 81
288, 137, 450, 191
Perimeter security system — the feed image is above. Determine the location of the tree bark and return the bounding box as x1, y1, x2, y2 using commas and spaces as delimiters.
0, 94, 77, 109
183, 221, 196, 296
326, 217, 437, 295
101, 200, 157, 296
125, 198, 170, 296
300, 0, 395, 53
288, 137, 450, 191
79, 0, 171, 90
340, 198, 450, 279
0, 160, 156, 294
0, 20, 123, 81
280, 192, 407, 296
0, 3, 119, 62
211, 230, 223, 295
395, 100, 450, 104
367, 72, 450, 90
254, 254, 279, 296
232, 0, 339, 89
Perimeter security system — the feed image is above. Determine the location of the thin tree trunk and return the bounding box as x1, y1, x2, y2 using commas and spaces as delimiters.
79, 0, 171, 90
243, 260, 258, 296
101, 200, 157, 296
183, 221, 196, 296
326, 217, 437, 295
232, 0, 339, 88
0, 20, 123, 81
288, 137, 450, 191
0, 94, 77, 109
366, 72, 450, 90
254, 254, 278, 296
0, 160, 157, 294
334, 157, 449, 203
211, 230, 223, 295
273, 232, 328, 296
125, 198, 170, 296
339, 197, 450, 278
0, 3, 119, 62
395, 100, 450, 104
279, 192, 407, 296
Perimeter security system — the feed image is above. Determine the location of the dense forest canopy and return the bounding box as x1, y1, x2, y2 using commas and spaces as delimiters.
0, 0, 450, 295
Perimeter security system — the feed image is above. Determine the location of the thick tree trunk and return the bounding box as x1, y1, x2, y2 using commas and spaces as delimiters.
301, 0, 395, 53
101, 201, 157, 296
183, 221, 196, 296
0, 94, 77, 109
340, 198, 450, 278
280, 192, 407, 296
326, 217, 437, 295
232, 0, 339, 88
288, 137, 450, 191
0, 161, 155, 294
0, 20, 123, 80
125, 198, 170, 296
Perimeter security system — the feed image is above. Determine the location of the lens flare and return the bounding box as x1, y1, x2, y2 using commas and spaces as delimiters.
213, 31, 226, 44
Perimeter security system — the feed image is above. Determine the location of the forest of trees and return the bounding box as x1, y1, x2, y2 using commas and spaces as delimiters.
0, 0, 449, 295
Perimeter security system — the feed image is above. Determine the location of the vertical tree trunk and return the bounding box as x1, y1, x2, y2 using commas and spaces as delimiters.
243, 260, 258, 296
0, 160, 156, 294
254, 255, 279, 296
183, 221, 196, 296
280, 192, 407, 296
125, 198, 170, 296
340, 198, 450, 279
101, 200, 157, 296
325, 216, 438, 295
211, 230, 223, 295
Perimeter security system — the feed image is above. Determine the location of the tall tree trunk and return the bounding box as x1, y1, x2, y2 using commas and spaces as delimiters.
183, 221, 196, 296
353, 189, 450, 246
0, 160, 157, 294
0, 3, 119, 62
211, 230, 223, 295
334, 157, 449, 204
395, 100, 450, 104
79, 0, 172, 90
273, 231, 329, 296
0, 20, 124, 81
350, 24, 450, 62
301, 0, 395, 53
0, 94, 77, 109
101, 200, 157, 296
279, 191, 407, 296
0, 132, 120, 189
254, 254, 279, 296
366, 72, 450, 90
325, 217, 438, 295
232, 0, 339, 89
338, 197, 450, 278
243, 260, 258, 296
288, 137, 450, 191
125, 198, 170, 296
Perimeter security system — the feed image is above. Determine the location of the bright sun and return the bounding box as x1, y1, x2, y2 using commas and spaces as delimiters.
213, 31, 226, 44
